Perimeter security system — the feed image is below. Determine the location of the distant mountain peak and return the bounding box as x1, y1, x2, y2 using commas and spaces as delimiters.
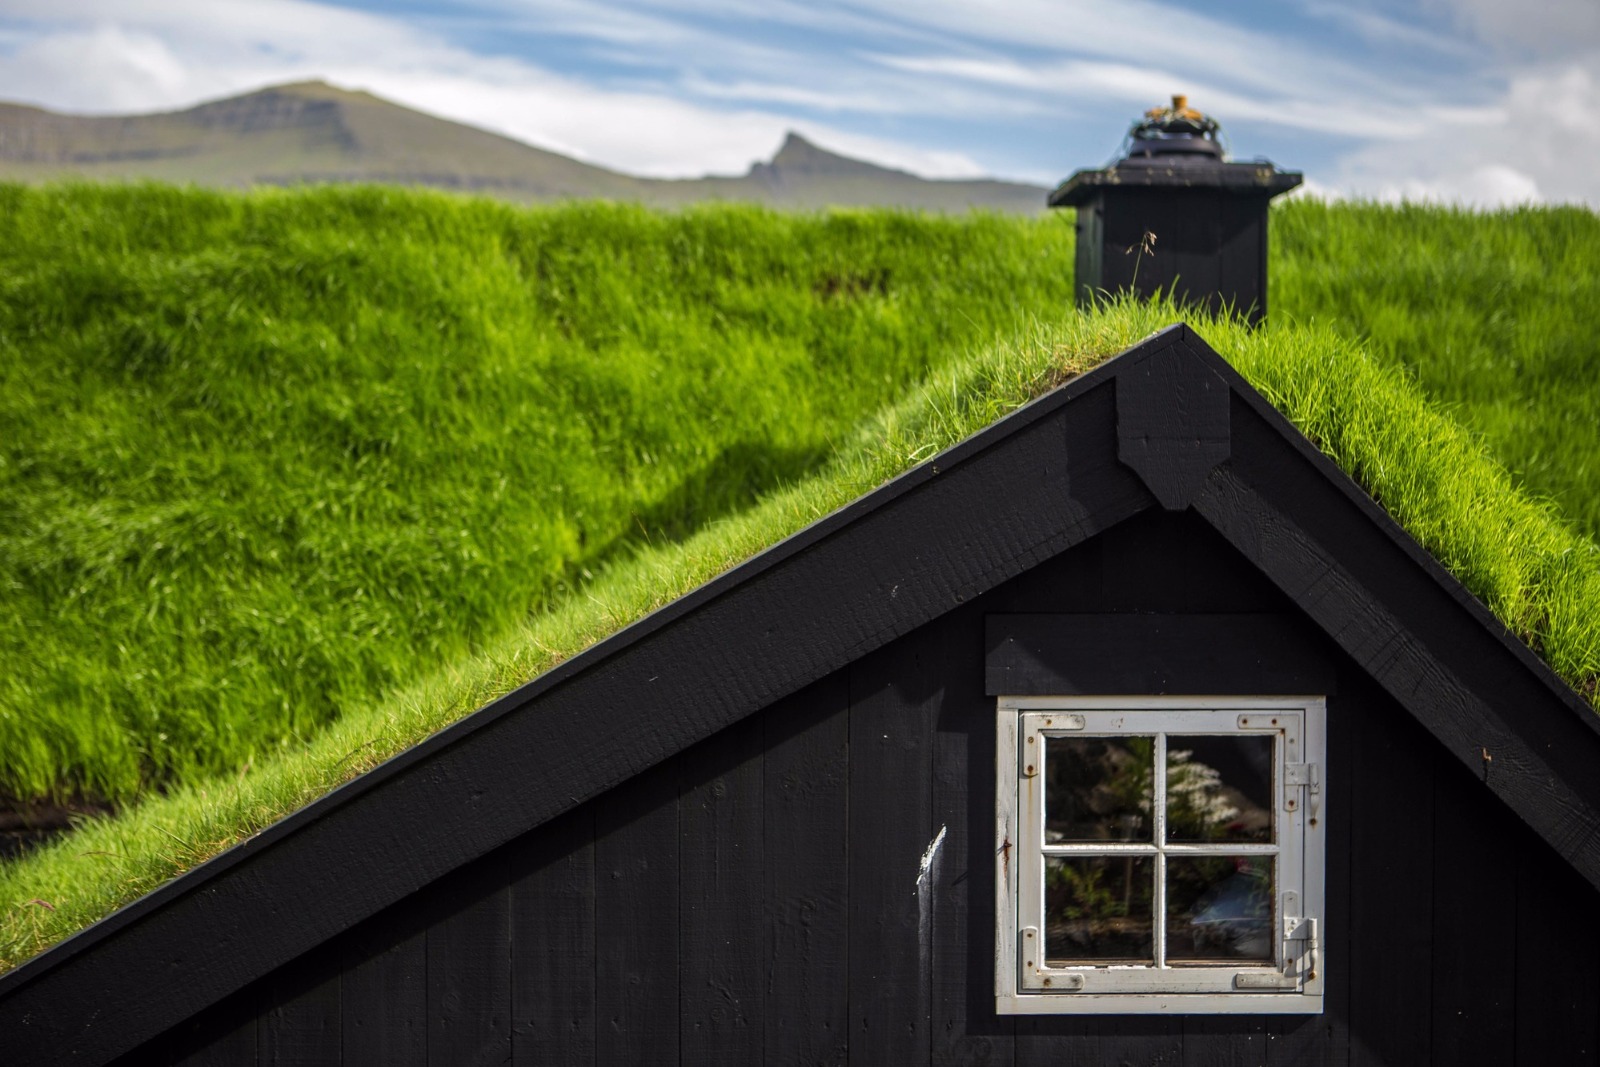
759, 130, 912, 182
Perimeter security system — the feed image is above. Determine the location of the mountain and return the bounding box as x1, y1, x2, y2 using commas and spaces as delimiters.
0, 81, 1048, 213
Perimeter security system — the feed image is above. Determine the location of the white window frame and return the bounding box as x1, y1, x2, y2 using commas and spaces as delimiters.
995, 695, 1325, 1014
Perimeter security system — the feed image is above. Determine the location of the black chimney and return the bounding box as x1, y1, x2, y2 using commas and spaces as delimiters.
1049, 96, 1301, 325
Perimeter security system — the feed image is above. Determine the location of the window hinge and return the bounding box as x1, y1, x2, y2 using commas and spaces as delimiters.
1284, 761, 1320, 817
1234, 916, 1319, 991
1286, 915, 1320, 984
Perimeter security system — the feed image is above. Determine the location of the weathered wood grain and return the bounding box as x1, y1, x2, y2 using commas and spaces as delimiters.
260, 959, 339, 1066
340, 921, 426, 1065
929, 609, 1014, 1067
594, 759, 679, 1065
763, 676, 851, 1067
680, 714, 766, 1063
848, 633, 939, 1066
986, 613, 1333, 697
1346, 679, 1433, 1066
510, 806, 596, 1065
1116, 334, 1231, 510
1429, 746, 1517, 1065
425, 857, 511, 1066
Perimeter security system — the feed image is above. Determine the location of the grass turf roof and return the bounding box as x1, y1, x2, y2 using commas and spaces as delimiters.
0, 186, 1077, 806
3, 295, 1599, 974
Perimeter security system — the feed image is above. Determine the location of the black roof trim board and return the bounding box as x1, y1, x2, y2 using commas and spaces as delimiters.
5, 324, 1599, 1063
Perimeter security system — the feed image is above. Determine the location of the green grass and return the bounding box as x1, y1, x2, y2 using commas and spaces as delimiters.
0, 183, 1073, 806
4, 293, 1599, 974
3, 187, 1600, 974
1273, 199, 1600, 538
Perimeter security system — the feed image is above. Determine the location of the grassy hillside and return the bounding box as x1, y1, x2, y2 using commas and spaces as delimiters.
0, 183, 1073, 807
6, 186, 1599, 819
1273, 200, 1600, 537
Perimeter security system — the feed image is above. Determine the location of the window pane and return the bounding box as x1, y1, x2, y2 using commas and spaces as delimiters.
1045, 736, 1152, 842
1166, 855, 1275, 963
1045, 856, 1155, 964
1166, 735, 1275, 844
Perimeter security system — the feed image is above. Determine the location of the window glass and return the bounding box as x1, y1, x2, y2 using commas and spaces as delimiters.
1165, 735, 1274, 844
1044, 855, 1156, 963
1045, 736, 1152, 842
1166, 855, 1275, 963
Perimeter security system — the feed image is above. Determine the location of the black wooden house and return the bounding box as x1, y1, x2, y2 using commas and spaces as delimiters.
4, 325, 1599, 1065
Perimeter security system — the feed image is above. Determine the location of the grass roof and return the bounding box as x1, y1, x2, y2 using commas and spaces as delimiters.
4, 293, 1599, 974
0, 186, 1076, 806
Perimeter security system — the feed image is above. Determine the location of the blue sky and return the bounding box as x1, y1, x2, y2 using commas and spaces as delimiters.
1, 0, 1596, 206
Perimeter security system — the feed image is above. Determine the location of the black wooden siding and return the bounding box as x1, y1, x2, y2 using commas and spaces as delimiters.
129, 510, 1600, 1066
1073, 189, 1271, 323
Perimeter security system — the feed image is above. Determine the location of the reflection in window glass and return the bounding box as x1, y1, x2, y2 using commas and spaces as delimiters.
1166, 856, 1275, 963
1045, 736, 1152, 842
1166, 735, 1275, 844
1045, 856, 1155, 964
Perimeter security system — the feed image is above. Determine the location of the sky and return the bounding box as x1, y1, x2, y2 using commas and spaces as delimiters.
0, 0, 1596, 208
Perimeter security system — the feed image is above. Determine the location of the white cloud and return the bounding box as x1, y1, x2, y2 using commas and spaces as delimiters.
1333, 56, 1600, 207
0, 24, 191, 111
874, 53, 1498, 141
1423, 0, 1600, 58
838, 0, 1436, 104
1370, 165, 1542, 208
352, 69, 989, 178
1302, 3, 1481, 59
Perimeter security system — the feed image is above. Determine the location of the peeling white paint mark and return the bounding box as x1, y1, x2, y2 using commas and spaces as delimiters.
916, 823, 948, 894
916, 823, 947, 991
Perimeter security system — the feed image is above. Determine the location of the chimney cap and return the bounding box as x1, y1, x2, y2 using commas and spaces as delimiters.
1126, 94, 1224, 162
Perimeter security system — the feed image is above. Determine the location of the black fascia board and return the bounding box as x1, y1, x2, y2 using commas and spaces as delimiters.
6, 323, 1600, 1064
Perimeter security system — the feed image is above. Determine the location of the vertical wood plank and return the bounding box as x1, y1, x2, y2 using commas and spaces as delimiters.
929, 608, 1014, 1067
1015, 1016, 1098, 1067
764, 674, 851, 1067
426, 855, 512, 1066
511, 806, 597, 1066
1183, 1016, 1264, 1067
1515, 834, 1600, 1066
341, 921, 426, 1066
164, 989, 260, 1067
260, 960, 340, 1066
595, 758, 680, 1065
681, 713, 766, 1062
1096, 1018, 1183, 1066
1346, 682, 1433, 1067
848, 633, 938, 1067
1429, 747, 1516, 1065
